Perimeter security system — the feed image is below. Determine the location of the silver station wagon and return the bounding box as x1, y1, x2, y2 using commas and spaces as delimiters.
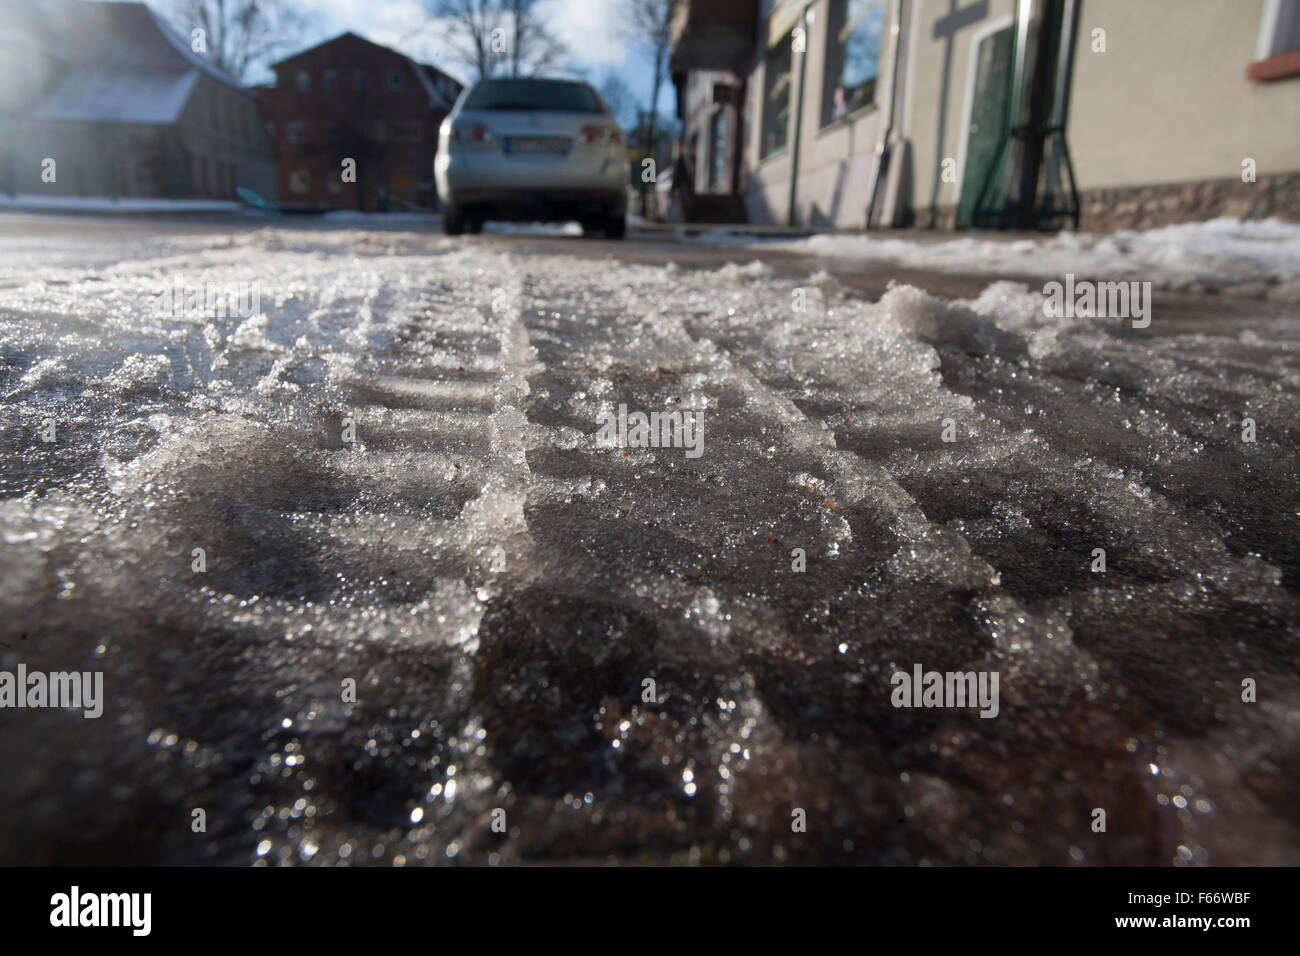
435, 77, 628, 238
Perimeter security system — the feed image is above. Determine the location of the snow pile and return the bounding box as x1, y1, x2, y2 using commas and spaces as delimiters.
748, 217, 1300, 298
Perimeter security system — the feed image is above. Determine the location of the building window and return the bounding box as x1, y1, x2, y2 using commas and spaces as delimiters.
709, 109, 726, 188
823, 0, 885, 125
1250, 0, 1300, 79
286, 120, 306, 143
296, 70, 310, 92
289, 170, 309, 194
762, 33, 793, 158
1259, 0, 1300, 56
324, 70, 338, 92
353, 70, 367, 91
389, 69, 404, 91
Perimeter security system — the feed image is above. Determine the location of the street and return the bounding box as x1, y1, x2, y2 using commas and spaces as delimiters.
1, 212, 1298, 865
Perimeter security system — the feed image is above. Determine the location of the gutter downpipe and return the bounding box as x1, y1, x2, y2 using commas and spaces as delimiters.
865, 0, 905, 228
786, 3, 811, 227
1002, 0, 1055, 228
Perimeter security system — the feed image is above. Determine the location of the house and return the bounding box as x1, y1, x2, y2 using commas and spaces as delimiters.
0, 0, 277, 201
259, 33, 463, 212
669, 0, 1300, 230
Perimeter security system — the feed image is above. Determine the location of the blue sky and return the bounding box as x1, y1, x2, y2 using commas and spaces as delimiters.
234, 0, 674, 123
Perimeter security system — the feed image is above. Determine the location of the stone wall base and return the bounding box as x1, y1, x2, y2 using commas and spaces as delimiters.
1078, 173, 1299, 232
898, 172, 1299, 233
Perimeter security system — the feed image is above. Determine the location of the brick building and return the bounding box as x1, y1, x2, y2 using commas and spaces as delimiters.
259, 33, 463, 212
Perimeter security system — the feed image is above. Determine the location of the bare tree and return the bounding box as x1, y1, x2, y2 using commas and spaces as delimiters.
596, 73, 635, 127
618, 0, 678, 216
167, 0, 303, 82
429, 0, 566, 81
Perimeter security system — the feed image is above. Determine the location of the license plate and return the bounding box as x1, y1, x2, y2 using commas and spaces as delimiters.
505, 137, 569, 156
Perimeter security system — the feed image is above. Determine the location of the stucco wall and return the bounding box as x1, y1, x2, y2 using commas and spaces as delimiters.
899, 0, 1300, 225
1067, 0, 1300, 190
898, 0, 1017, 224
731, 0, 1300, 229
744, 0, 891, 227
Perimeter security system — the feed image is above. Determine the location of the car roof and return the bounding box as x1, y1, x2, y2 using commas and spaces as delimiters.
468, 77, 592, 89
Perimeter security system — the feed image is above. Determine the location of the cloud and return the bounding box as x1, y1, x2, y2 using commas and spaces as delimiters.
538, 0, 629, 68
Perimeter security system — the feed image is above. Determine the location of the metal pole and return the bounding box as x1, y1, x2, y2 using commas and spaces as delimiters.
786, 6, 810, 227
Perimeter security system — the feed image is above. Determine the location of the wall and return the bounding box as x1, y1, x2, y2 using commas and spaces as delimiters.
261, 35, 454, 211
743, 0, 901, 227
897, 0, 1016, 227
179, 77, 278, 200
1069, 0, 1298, 191
899, 0, 1300, 229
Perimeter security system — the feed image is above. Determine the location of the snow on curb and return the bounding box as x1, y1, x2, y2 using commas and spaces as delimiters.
0, 194, 245, 214
719, 217, 1300, 298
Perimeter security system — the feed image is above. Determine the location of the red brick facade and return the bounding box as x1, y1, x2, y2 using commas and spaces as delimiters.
259, 33, 462, 211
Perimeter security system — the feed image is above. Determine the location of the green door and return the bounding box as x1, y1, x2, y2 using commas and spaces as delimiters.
957, 25, 1014, 228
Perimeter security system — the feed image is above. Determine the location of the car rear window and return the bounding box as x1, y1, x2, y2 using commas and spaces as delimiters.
463, 79, 604, 113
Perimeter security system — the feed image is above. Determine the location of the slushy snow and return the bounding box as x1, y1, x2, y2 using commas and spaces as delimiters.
0, 221, 1297, 866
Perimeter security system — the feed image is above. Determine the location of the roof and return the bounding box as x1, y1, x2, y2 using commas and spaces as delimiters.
31, 69, 200, 124
271, 31, 463, 110
408, 58, 456, 111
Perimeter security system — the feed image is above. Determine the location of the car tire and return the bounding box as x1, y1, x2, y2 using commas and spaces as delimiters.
443, 207, 465, 236
604, 215, 626, 240
467, 218, 483, 234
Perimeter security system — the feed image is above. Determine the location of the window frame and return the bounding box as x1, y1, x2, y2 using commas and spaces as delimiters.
820, 0, 886, 129
760, 31, 795, 160
1250, 0, 1300, 80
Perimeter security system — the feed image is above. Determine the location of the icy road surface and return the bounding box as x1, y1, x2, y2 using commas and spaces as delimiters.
1, 221, 1298, 865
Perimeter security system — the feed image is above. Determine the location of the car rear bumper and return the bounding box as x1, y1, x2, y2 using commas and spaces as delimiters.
436, 152, 627, 219
445, 187, 626, 222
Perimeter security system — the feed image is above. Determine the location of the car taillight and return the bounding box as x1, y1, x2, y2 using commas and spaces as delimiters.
452, 121, 493, 146
581, 124, 621, 145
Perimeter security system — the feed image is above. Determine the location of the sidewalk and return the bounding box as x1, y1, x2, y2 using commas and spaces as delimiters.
0, 194, 246, 216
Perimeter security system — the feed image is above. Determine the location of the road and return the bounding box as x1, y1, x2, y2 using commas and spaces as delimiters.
0, 212, 1297, 865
